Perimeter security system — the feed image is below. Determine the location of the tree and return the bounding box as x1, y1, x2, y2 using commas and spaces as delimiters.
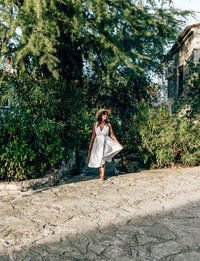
0, 0, 191, 174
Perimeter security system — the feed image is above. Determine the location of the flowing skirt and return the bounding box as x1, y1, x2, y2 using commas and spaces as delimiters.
88, 135, 123, 168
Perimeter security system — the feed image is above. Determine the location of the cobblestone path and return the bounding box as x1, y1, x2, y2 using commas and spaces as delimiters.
0, 166, 200, 261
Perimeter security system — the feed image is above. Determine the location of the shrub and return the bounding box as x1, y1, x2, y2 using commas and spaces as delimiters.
127, 103, 200, 168
0, 107, 63, 181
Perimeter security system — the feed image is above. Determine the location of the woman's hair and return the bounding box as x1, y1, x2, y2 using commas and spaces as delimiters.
97, 111, 109, 127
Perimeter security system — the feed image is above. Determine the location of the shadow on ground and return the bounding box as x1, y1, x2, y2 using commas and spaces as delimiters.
63, 161, 122, 183
61, 160, 143, 185
1, 197, 200, 261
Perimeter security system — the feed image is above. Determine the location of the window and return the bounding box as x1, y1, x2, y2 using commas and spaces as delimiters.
178, 65, 183, 96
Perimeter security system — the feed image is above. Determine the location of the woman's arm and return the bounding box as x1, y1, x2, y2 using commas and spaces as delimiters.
89, 122, 96, 148
86, 122, 96, 163
108, 123, 123, 147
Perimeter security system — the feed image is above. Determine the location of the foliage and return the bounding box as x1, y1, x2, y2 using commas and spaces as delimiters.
0, 0, 191, 107
0, 0, 192, 179
79, 1, 191, 120
126, 103, 200, 168
183, 62, 200, 119
0, 105, 63, 181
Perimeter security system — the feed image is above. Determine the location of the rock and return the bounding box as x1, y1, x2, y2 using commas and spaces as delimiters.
0, 164, 66, 192
69, 236, 89, 255
124, 159, 143, 173
150, 241, 185, 259
173, 252, 200, 261
0, 255, 9, 261
103, 245, 131, 259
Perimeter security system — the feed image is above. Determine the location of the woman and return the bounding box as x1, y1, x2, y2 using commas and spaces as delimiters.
86, 108, 123, 181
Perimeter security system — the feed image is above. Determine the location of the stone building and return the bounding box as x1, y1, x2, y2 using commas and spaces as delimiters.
166, 23, 200, 111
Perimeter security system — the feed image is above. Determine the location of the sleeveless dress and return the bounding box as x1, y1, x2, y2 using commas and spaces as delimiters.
88, 122, 123, 168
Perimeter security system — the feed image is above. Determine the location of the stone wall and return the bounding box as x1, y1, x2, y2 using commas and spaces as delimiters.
0, 158, 76, 192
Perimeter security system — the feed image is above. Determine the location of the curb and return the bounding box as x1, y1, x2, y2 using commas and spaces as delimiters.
0, 169, 63, 193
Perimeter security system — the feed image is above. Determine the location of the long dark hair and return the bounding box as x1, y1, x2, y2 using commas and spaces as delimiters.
97, 111, 109, 127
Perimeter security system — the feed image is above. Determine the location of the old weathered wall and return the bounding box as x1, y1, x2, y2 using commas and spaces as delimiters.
167, 26, 200, 107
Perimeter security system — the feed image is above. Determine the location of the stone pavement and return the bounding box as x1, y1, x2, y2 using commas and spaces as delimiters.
0, 166, 200, 261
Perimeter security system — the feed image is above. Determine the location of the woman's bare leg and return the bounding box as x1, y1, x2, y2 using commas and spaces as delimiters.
99, 167, 102, 179
103, 163, 106, 179
99, 164, 106, 180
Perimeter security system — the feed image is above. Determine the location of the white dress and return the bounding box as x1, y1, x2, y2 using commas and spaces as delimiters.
88, 122, 123, 168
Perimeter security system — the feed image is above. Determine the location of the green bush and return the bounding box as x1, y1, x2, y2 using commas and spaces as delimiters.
127, 103, 200, 168
0, 107, 63, 181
